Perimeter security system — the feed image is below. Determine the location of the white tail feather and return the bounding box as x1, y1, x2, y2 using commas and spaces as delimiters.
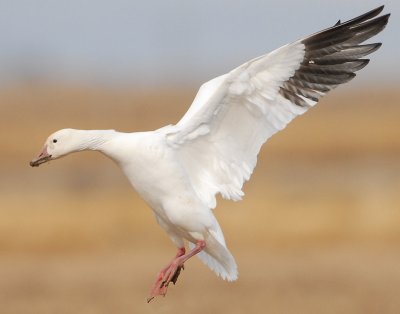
189, 232, 238, 281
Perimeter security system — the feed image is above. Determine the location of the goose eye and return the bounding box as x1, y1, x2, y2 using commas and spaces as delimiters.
53, 139, 58, 143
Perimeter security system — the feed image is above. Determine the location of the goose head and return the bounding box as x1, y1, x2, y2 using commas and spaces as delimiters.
30, 129, 79, 167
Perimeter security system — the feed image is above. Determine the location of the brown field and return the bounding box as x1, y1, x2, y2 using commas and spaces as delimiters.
0, 84, 399, 313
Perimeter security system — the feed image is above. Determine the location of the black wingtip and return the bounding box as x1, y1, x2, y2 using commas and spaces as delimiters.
330, 5, 387, 31
380, 13, 391, 24
367, 5, 385, 17
281, 5, 389, 105
376, 5, 385, 13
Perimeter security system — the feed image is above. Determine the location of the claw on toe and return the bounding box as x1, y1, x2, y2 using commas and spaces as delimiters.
170, 264, 184, 285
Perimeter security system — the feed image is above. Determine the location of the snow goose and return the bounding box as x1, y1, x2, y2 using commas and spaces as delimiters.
30, 6, 390, 302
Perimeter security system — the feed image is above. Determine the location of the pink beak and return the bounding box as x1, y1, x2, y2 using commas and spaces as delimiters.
30, 145, 52, 167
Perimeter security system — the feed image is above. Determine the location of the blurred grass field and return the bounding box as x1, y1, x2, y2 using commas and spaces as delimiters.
0, 84, 399, 313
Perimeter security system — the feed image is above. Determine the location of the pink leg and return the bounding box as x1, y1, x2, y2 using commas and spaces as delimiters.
147, 240, 206, 302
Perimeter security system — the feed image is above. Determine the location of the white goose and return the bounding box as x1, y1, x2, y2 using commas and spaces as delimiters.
30, 6, 389, 301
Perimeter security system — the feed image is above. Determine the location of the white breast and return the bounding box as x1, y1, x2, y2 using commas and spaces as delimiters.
114, 131, 212, 231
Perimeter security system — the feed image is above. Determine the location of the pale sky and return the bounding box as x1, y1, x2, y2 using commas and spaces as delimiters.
0, 0, 398, 87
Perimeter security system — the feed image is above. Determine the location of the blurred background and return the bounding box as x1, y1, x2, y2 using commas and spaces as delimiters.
0, 1, 399, 313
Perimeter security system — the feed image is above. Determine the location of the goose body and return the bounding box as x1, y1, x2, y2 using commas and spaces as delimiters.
30, 6, 389, 301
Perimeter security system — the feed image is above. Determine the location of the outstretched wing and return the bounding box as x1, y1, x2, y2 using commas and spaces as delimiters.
166, 6, 390, 208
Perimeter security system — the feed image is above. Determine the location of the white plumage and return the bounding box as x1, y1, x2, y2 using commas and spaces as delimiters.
30, 6, 389, 300
166, 42, 309, 208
